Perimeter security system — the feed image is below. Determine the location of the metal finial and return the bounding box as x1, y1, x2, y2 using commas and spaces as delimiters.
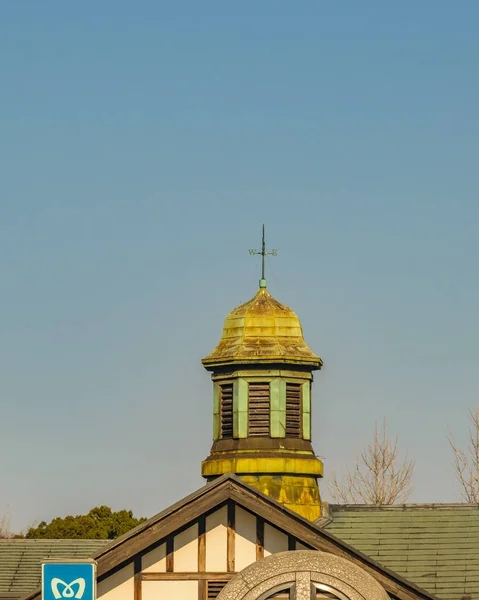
248, 225, 278, 288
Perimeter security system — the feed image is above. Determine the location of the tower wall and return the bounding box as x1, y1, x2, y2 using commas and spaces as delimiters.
201, 288, 323, 521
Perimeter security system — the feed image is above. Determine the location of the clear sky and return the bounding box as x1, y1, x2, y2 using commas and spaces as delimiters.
1, 2, 479, 532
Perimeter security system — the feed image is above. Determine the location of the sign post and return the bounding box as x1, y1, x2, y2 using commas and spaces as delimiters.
42, 560, 96, 600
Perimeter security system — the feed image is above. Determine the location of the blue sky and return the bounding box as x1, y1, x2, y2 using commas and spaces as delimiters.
1, 2, 479, 531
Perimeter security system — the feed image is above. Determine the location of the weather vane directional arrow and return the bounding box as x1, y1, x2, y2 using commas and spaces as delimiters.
249, 225, 277, 288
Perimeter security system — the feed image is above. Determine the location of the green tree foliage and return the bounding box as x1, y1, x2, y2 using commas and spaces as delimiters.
26, 506, 146, 539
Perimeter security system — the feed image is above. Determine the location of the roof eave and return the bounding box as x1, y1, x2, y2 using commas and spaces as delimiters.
202, 356, 323, 371
21, 474, 440, 600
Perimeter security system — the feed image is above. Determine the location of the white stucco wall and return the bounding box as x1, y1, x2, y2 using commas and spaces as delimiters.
264, 524, 288, 556
174, 524, 198, 572
142, 543, 167, 572
142, 580, 198, 600
98, 564, 134, 600
234, 507, 256, 572
206, 506, 228, 572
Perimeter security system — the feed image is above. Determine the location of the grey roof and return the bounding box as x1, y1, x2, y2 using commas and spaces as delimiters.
0, 540, 107, 596
325, 503, 479, 600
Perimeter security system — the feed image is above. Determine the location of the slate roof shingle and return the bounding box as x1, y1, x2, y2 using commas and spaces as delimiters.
325, 503, 479, 600
0, 540, 107, 596
1, 496, 474, 600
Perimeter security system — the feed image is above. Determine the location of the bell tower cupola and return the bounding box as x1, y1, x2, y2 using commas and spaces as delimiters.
201, 228, 324, 521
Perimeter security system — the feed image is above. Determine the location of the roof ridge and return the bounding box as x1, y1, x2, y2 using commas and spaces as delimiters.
330, 502, 479, 509
18, 475, 441, 600
0, 539, 109, 543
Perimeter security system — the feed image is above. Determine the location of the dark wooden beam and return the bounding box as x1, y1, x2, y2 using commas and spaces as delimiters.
134, 556, 142, 600
198, 516, 206, 572
166, 536, 174, 573
256, 518, 264, 560
227, 501, 235, 572
228, 484, 431, 600
141, 573, 233, 581
97, 484, 230, 576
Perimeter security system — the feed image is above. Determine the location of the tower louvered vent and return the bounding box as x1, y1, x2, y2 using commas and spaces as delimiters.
220, 384, 233, 439
285, 383, 301, 438
248, 382, 270, 437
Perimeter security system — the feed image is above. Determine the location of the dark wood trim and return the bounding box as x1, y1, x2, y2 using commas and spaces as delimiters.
97, 558, 134, 583
228, 485, 430, 600
236, 502, 295, 542
203, 500, 229, 521
227, 501, 235, 572
166, 536, 174, 573
138, 501, 229, 561
198, 516, 206, 572
211, 368, 313, 381
297, 541, 314, 550
141, 572, 234, 581
288, 535, 295, 551
198, 580, 206, 600
256, 518, 264, 560
24, 476, 439, 600
97, 483, 230, 576
133, 556, 141, 600
205, 361, 319, 375
209, 437, 313, 451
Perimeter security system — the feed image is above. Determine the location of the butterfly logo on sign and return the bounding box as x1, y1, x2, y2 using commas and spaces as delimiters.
51, 578, 86, 599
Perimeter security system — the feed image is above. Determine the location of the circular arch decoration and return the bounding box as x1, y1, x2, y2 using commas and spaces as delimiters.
217, 550, 389, 600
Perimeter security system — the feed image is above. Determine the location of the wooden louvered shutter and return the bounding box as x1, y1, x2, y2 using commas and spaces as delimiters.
220, 384, 233, 439
207, 580, 229, 598
248, 383, 270, 437
286, 383, 302, 438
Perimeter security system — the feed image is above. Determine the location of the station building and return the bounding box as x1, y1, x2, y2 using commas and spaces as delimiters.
1, 276, 475, 600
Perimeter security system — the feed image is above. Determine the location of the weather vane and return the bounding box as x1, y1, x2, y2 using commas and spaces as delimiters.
249, 225, 277, 288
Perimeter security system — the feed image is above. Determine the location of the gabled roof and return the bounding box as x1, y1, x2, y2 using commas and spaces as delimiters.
325, 502, 479, 600
0, 540, 107, 596
20, 474, 438, 600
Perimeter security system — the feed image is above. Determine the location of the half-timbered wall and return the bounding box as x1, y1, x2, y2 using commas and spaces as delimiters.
97, 502, 313, 600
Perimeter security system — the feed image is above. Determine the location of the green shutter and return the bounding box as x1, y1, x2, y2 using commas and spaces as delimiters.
302, 381, 311, 440
270, 379, 286, 438
233, 379, 248, 438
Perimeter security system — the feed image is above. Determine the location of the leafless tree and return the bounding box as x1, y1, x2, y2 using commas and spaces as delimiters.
329, 419, 415, 505
449, 404, 479, 503
0, 512, 11, 539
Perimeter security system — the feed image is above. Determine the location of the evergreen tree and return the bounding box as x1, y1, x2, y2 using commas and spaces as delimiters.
26, 506, 146, 539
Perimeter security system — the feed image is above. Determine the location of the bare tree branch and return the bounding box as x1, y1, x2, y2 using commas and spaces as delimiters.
329, 419, 415, 505
0, 511, 11, 539
449, 404, 479, 503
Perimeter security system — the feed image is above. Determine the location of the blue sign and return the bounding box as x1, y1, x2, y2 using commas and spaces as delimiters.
42, 562, 96, 600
